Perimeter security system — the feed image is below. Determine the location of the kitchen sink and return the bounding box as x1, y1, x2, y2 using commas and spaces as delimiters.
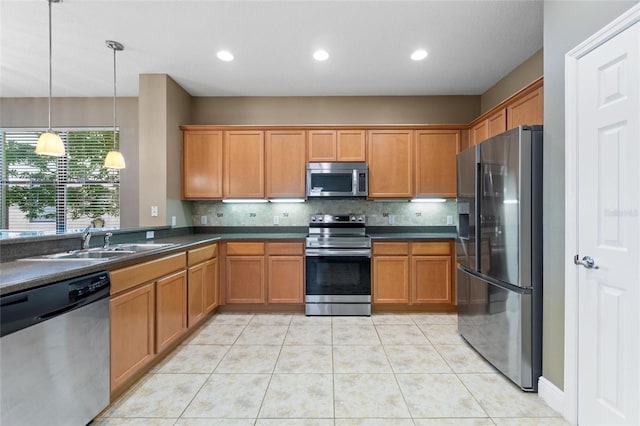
106, 243, 176, 252
23, 243, 176, 262
41, 250, 136, 260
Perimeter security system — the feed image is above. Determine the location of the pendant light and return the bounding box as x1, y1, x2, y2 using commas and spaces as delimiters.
35, 0, 65, 157
104, 40, 126, 169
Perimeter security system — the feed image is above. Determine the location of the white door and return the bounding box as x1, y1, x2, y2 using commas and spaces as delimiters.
576, 21, 639, 425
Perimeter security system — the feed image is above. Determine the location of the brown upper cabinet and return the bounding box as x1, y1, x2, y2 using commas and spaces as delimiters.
414, 130, 459, 197
470, 77, 543, 145
266, 130, 306, 198
307, 129, 366, 162
367, 130, 414, 198
507, 86, 543, 129
470, 120, 488, 146
224, 130, 265, 198
487, 109, 507, 138
182, 130, 223, 199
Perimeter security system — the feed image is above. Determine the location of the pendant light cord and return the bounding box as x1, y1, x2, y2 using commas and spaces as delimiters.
48, 0, 53, 131
113, 45, 117, 151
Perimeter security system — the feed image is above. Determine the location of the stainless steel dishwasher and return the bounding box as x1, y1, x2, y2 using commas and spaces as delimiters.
1, 271, 111, 426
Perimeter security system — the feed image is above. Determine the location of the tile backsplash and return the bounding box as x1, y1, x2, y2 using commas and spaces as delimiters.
191, 199, 457, 227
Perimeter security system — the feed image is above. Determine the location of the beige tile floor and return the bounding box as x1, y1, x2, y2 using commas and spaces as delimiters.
95, 313, 567, 426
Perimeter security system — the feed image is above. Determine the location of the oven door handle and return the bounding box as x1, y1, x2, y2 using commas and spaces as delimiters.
305, 249, 371, 257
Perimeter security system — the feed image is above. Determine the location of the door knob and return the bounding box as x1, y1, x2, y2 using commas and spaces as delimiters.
574, 255, 598, 269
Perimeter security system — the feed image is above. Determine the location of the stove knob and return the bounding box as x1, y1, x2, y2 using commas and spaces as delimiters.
318, 216, 323, 221
350, 216, 356, 221
311, 217, 316, 222
358, 216, 364, 222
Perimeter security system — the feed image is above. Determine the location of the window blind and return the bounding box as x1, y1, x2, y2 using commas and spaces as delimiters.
1, 129, 120, 232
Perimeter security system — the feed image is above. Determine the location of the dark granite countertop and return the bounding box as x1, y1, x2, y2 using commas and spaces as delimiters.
0, 232, 307, 296
1, 226, 455, 296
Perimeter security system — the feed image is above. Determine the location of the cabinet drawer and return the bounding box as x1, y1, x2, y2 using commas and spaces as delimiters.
187, 243, 217, 266
110, 252, 187, 295
226, 242, 265, 256
411, 242, 451, 256
267, 241, 304, 256
373, 242, 409, 255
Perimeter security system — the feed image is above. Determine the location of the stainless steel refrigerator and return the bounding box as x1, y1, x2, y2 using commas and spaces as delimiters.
456, 125, 543, 391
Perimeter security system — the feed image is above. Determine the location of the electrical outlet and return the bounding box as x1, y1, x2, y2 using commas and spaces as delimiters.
146, 231, 155, 239
150, 205, 158, 217
447, 215, 454, 225
171, 216, 177, 226
389, 215, 395, 225
273, 215, 280, 225
200, 215, 207, 225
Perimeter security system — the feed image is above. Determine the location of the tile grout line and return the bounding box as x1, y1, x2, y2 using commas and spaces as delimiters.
174, 314, 250, 422
252, 314, 291, 422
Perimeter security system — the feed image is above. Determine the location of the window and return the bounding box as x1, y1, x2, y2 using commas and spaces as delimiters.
0, 129, 120, 234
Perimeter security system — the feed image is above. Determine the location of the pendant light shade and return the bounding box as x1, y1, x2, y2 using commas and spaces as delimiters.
36, 0, 65, 157
35, 131, 65, 156
105, 40, 126, 169
104, 150, 126, 169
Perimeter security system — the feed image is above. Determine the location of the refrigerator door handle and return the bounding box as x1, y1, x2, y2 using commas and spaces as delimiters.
574, 254, 599, 269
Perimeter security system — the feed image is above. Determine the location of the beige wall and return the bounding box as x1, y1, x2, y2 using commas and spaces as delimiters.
480, 49, 543, 114
191, 96, 480, 125
542, 0, 637, 390
138, 74, 193, 228
0, 97, 140, 229
166, 76, 193, 227
138, 74, 169, 227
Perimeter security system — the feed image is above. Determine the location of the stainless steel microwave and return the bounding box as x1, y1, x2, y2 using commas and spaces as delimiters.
306, 162, 368, 198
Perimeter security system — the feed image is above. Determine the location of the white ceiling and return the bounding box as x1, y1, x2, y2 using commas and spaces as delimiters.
0, 0, 543, 98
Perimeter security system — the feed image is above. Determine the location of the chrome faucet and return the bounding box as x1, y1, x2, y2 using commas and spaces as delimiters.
103, 232, 113, 249
81, 225, 92, 250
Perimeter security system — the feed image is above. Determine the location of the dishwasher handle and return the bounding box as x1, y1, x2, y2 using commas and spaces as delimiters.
38, 302, 80, 321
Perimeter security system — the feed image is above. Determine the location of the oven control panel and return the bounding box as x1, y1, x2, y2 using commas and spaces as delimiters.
309, 214, 366, 223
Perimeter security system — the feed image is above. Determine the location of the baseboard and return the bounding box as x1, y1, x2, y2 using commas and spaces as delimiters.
538, 376, 565, 417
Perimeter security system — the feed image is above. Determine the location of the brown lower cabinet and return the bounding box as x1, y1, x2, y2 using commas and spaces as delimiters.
372, 241, 455, 310
225, 241, 304, 305
110, 282, 155, 394
155, 270, 187, 353
187, 244, 219, 327
109, 250, 220, 398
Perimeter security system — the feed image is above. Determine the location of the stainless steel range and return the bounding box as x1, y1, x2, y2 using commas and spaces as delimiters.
305, 214, 372, 316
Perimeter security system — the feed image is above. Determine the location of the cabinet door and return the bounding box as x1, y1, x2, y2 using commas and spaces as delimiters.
470, 120, 489, 145
187, 263, 205, 327
487, 109, 507, 138
507, 87, 543, 129
367, 130, 413, 198
203, 257, 219, 313
415, 130, 459, 197
337, 130, 366, 161
182, 130, 223, 199
266, 130, 306, 198
411, 255, 452, 304
268, 255, 304, 304
224, 130, 264, 198
156, 271, 187, 353
226, 256, 265, 303
110, 282, 155, 392
307, 130, 337, 161
372, 256, 409, 304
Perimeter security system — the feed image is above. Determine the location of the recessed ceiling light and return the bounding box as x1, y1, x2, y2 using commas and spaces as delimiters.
411, 49, 428, 61
313, 49, 330, 61
217, 50, 234, 62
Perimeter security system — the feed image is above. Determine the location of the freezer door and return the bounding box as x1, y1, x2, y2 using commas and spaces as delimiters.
456, 146, 478, 271
479, 127, 533, 287
457, 268, 538, 391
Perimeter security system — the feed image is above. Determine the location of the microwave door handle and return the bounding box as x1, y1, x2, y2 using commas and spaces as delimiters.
352, 169, 358, 196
